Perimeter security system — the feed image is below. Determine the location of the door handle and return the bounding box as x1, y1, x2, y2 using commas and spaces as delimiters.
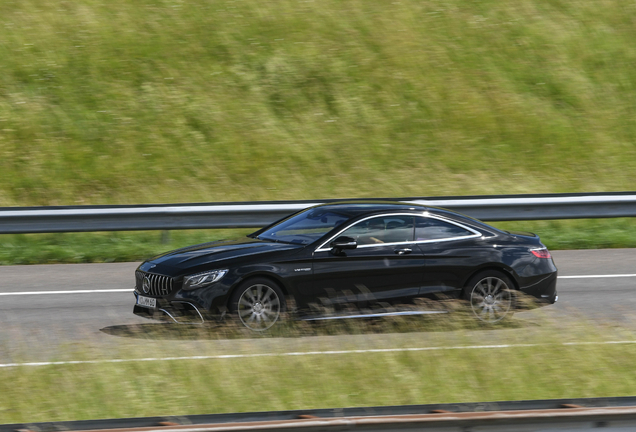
394, 248, 412, 255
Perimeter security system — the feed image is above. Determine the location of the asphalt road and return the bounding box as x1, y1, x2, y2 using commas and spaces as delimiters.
1, 249, 635, 363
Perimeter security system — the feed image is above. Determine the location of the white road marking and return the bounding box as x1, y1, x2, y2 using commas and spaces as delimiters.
0, 289, 133, 296
2, 340, 636, 368
558, 274, 636, 279
0, 274, 634, 296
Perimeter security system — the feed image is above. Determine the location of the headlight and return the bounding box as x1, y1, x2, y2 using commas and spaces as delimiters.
182, 269, 228, 290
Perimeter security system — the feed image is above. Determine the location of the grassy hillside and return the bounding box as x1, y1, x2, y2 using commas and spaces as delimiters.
1, 0, 635, 207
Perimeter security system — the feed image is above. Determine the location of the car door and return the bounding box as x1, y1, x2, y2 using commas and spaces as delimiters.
310, 215, 424, 306
413, 216, 483, 296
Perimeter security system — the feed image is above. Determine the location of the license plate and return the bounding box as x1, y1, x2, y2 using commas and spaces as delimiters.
137, 295, 156, 308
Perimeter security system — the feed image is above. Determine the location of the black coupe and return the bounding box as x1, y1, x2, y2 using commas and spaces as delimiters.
133, 202, 558, 330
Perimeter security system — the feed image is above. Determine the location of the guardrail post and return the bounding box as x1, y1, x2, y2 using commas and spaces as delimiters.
161, 230, 170, 244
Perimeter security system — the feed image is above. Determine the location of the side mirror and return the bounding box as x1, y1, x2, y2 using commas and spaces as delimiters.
330, 236, 357, 254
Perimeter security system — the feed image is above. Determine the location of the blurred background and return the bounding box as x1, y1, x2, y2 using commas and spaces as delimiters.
1, 0, 635, 208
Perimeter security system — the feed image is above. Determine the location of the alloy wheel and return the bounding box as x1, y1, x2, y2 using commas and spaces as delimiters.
469, 276, 512, 323
237, 283, 282, 331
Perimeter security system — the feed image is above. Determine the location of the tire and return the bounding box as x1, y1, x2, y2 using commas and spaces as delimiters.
465, 271, 514, 323
229, 278, 286, 331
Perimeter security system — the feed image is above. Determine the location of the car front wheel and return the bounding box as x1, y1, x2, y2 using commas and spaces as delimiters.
230, 278, 286, 331
466, 271, 514, 323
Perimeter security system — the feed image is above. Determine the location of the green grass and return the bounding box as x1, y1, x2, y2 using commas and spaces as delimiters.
1, 218, 634, 265
0, 229, 252, 265
1, 0, 636, 207
2, 316, 636, 423
494, 218, 636, 250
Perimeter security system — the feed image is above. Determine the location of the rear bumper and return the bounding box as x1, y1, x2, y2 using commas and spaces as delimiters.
519, 271, 558, 305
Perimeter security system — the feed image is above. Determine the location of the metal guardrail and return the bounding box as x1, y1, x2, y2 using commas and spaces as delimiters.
1, 192, 635, 234
4, 397, 636, 432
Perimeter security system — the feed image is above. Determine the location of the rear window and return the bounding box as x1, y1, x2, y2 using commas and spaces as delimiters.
415, 217, 475, 241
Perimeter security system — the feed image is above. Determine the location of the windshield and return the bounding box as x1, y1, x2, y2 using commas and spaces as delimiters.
256, 209, 350, 245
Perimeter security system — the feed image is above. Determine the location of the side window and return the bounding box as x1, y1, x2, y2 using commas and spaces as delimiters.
414, 217, 475, 241
340, 216, 414, 246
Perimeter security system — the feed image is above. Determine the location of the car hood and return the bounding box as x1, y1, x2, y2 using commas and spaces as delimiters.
140, 237, 302, 271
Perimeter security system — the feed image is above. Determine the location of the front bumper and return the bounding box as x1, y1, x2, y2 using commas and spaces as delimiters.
133, 292, 207, 324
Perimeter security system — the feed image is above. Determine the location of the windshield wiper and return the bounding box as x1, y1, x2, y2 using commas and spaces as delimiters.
257, 235, 290, 244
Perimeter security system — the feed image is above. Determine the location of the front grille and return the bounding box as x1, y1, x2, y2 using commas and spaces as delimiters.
136, 271, 174, 296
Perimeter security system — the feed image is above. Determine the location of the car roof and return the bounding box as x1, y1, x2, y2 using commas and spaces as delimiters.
310, 201, 428, 218
311, 201, 499, 231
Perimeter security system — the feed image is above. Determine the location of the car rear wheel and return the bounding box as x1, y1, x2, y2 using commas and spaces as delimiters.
230, 278, 286, 331
466, 271, 514, 323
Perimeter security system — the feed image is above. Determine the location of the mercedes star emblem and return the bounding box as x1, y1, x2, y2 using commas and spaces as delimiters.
142, 275, 151, 294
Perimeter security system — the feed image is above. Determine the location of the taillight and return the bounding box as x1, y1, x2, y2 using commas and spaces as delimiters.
531, 248, 551, 259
